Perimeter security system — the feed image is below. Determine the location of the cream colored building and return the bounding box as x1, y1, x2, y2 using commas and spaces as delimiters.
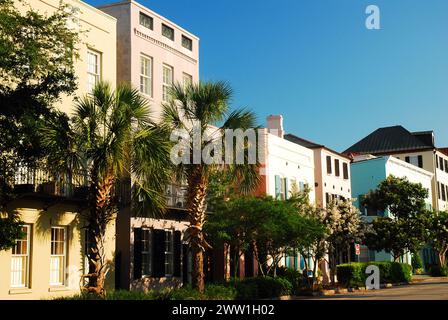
345, 126, 448, 212
285, 134, 352, 208
0, 0, 117, 299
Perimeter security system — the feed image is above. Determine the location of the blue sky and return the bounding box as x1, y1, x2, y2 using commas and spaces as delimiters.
88, 0, 448, 152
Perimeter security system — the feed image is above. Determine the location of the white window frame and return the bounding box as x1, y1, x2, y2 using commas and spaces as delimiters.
162, 64, 174, 102
141, 228, 152, 277
50, 227, 67, 286
279, 177, 287, 201
164, 230, 174, 277
10, 225, 31, 288
182, 72, 192, 88
140, 55, 153, 97
87, 50, 101, 94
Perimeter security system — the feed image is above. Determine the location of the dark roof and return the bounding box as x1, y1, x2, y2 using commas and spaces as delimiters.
284, 134, 323, 149
344, 125, 434, 154
284, 133, 350, 159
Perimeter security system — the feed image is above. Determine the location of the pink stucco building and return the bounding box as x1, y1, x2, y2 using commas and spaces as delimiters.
99, 0, 199, 120
98, 0, 199, 291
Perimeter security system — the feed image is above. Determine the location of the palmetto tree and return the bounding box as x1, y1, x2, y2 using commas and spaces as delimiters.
163, 81, 260, 292
40, 82, 173, 295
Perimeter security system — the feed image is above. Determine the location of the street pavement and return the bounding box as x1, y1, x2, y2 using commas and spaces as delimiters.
299, 277, 448, 300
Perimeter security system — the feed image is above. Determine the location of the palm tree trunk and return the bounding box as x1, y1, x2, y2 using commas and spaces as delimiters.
85, 168, 115, 296
186, 166, 209, 293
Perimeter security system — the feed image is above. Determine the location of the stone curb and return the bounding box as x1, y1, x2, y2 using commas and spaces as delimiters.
315, 282, 411, 296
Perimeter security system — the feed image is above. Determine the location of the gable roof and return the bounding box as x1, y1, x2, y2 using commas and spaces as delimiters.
344, 125, 434, 154
284, 134, 323, 149
284, 133, 350, 159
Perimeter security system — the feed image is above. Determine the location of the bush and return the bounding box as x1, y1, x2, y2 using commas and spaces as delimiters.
336, 261, 412, 288
56, 284, 236, 301
429, 265, 448, 277
390, 262, 412, 283
411, 253, 423, 272
276, 267, 305, 295
235, 277, 292, 300
336, 263, 366, 287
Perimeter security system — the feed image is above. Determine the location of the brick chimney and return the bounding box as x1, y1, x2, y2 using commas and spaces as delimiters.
267, 115, 284, 138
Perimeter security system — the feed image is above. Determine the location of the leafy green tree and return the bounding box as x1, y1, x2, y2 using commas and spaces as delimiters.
427, 211, 448, 267
0, 0, 79, 249
205, 195, 324, 279
163, 81, 260, 292
362, 176, 430, 261
41, 82, 173, 296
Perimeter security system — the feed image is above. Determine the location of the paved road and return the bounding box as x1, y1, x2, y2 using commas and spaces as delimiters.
302, 279, 448, 300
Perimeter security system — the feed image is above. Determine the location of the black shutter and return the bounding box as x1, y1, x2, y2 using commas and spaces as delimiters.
173, 231, 182, 277
152, 229, 166, 278
133, 228, 142, 280
405, 156, 410, 163
418, 155, 423, 168
182, 244, 189, 284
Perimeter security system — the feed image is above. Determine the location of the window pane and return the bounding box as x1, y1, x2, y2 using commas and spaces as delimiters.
139, 12, 153, 30
181, 35, 192, 50
162, 24, 174, 40
50, 227, 66, 285
183, 73, 192, 87
11, 225, 30, 287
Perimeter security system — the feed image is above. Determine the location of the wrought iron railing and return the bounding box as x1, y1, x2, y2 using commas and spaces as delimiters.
166, 183, 188, 209
11, 165, 188, 208
12, 165, 90, 199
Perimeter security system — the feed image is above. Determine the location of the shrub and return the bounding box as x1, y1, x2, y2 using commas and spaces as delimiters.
429, 265, 448, 277
336, 263, 366, 287
55, 285, 236, 301
336, 261, 412, 288
276, 267, 305, 295
204, 284, 237, 300
411, 253, 423, 272
235, 277, 292, 300
390, 262, 412, 283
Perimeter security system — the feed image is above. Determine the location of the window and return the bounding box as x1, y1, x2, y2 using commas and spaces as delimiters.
162, 23, 174, 41
326, 156, 332, 174
87, 50, 101, 93
140, 55, 153, 96
334, 159, 340, 177
162, 64, 173, 102
11, 225, 31, 288
181, 35, 193, 50
325, 193, 331, 205
445, 160, 448, 173
405, 155, 423, 168
141, 229, 152, 276
182, 72, 192, 88
442, 184, 447, 202
50, 227, 67, 286
440, 157, 444, 171
343, 163, 349, 180
164, 230, 174, 277
139, 12, 153, 30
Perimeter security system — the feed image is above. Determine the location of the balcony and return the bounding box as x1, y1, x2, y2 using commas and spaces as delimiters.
166, 183, 188, 210
12, 165, 90, 200
10, 165, 187, 209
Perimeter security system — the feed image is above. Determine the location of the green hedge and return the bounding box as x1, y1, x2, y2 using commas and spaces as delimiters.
429, 265, 448, 277
235, 276, 293, 300
336, 261, 412, 287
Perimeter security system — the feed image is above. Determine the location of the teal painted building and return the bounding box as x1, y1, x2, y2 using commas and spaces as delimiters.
350, 155, 434, 264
